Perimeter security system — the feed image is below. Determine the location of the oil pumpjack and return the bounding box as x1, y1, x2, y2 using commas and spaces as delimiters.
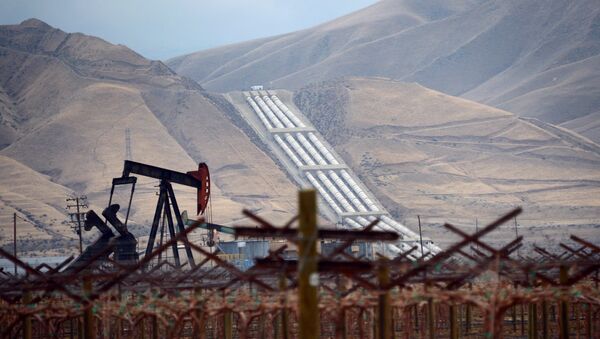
64, 160, 211, 272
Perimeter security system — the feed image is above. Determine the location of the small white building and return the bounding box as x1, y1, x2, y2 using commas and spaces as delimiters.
250, 85, 263, 91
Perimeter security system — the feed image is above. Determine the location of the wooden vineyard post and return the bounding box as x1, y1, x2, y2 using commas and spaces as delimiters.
414, 305, 419, 333
277, 274, 289, 339
559, 266, 569, 339
528, 303, 537, 339
193, 287, 204, 339
512, 304, 517, 333
575, 303, 580, 338
542, 300, 548, 339
466, 303, 472, 334
83, 278, 95, 339
224, 311, 233, 339
152, 315, 158, 339
115, 284, 122, 339
336, 276, 347, 339
585, 303, 592, 339
298, 189, 319, 339
521, 304, 526, 336
376, 261, 391, 339
449, 305, 458, 339
427, 299, 435, 339
139, 318, 145, 339
23, 291, 32, 339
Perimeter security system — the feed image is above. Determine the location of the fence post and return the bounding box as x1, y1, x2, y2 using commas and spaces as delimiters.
298, 189, 319, 339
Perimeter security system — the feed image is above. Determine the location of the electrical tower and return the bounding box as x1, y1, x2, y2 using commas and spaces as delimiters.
66, 195, 88, 254
125, 128, 132, 161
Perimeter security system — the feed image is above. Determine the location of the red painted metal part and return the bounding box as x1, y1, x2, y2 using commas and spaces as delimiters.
188, 163, 210, 215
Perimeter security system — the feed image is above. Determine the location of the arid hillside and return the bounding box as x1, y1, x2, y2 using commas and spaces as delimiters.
293, 77, 600, 248
0, 19, 298, 256
169, 0, 600, 143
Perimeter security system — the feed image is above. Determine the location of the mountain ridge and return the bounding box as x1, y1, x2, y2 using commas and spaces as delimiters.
0, 19, 298, 256
168, 0, 600, 143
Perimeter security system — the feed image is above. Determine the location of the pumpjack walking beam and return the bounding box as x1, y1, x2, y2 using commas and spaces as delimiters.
113, 160, 210, 268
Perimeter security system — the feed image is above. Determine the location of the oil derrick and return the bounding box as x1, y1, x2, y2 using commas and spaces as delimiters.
63, 160, 211, 273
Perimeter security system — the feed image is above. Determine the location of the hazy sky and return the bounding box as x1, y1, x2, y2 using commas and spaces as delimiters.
1, 0, 378, 60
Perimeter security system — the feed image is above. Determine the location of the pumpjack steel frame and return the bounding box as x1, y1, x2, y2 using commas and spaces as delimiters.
108, 160, 210, 268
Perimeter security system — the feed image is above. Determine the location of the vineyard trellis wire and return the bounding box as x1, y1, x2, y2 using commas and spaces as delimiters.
1, 192, 599, 339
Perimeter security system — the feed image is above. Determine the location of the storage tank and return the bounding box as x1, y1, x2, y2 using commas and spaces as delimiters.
217, 240, 269, 270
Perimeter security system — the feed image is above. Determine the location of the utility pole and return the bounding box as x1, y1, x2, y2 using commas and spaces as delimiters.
418, 215, 424, 258
514, 216, 520, 256
125, 128, 132, 161
66, 196, 88, 254
475, 218, 479, 252
13, 212, 17, 275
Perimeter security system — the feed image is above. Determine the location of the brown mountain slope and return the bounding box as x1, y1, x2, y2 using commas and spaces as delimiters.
0, 19, 298, 255
0, 155, 81, 255
293, 77, 600, 247
169, 0, 600, 142
167, 0, 482, 90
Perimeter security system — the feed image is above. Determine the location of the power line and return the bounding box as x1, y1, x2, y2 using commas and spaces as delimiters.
66, 196, 88, 255
11, 211, 46, 275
